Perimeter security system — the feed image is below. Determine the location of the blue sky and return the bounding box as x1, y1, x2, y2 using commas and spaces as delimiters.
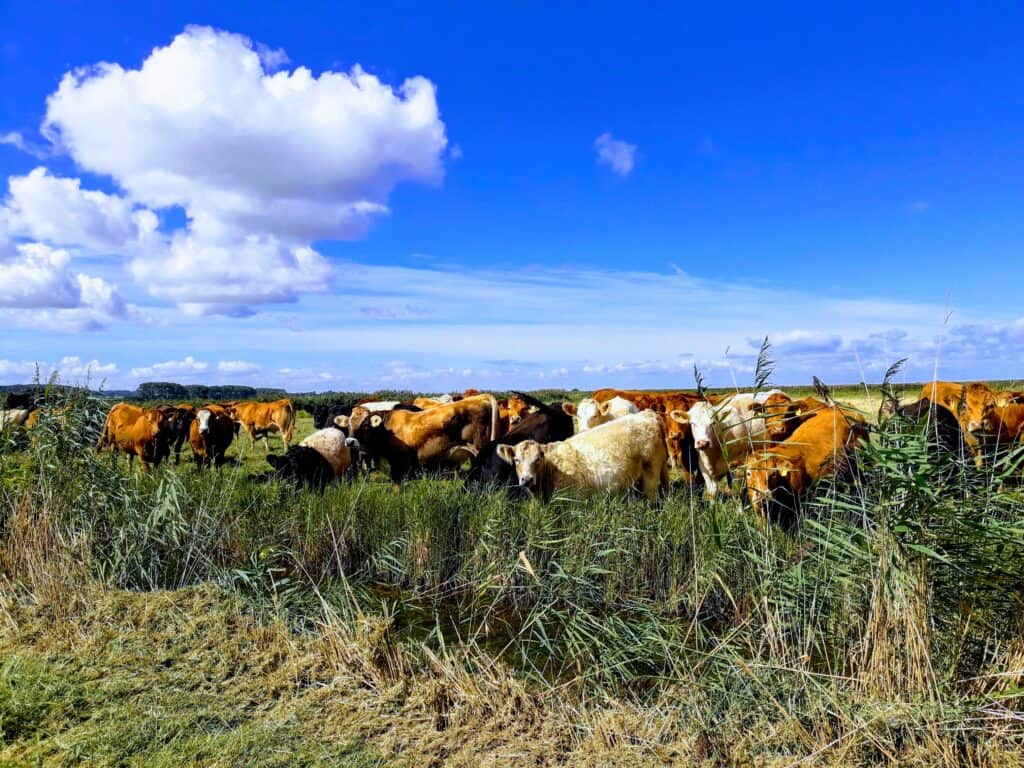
1, 3, 1022, 392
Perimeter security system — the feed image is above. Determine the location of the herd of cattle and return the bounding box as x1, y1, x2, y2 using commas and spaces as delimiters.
2, 381, 1023, 520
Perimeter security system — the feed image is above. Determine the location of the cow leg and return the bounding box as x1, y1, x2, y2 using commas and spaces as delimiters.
640, 466, 661, 502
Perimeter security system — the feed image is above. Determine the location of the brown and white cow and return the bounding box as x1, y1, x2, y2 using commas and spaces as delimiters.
189, 405, 236, 469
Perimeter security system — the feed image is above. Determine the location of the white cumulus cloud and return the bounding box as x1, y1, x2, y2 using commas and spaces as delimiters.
594, 132, 636, 176
4, 167, 156, 253
130, 355, 208, 379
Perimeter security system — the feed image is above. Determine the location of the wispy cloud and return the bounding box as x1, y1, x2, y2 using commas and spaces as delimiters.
594, 132, 636, 177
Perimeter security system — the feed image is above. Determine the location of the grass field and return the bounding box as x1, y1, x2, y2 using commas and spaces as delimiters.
3, 384, 1024, 766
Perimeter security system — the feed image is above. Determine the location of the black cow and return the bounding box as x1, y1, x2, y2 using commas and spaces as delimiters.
879, 396, 965, 458
267, 446, 335, 489
465, 392, 575, 488
4, 392, 36, 410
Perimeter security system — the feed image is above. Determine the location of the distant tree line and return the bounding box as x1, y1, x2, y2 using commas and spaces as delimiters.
136, 382, 287, 401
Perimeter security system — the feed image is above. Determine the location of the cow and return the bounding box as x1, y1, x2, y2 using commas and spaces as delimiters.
669, 397, 768, 498
268, 427, 360, 489
189, 405, 235, 469
975, 402, 1024, 454
225, 399, 296, 451
923, 381, 1016, 465
347, 393, 499, 487
495, 410, 669, 502
568, 396, 639, 431
0, 408, 32, 429
878, 396, 965, 459
3, 392, 36, 410
466, 392, 576, 488
152, 404, 196, 465
95, 403, 168, 471
744, 407, 868, 524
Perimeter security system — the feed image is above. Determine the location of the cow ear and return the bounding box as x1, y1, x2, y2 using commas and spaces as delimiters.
598, 402, 612, 415
496, 444, 516, 464
370, 414, 383, 428
334, 415, 349, 428
778, 467, 788, 477
669, 409, 689, 424
794, 408, 804, 416
562, 403, 577, 416
750, 402, 765, 413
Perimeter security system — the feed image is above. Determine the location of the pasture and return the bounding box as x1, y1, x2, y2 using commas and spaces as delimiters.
2, 382, 1024, 766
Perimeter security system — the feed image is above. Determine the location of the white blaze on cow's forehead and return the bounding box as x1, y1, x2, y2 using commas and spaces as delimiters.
197, 409, 212, 430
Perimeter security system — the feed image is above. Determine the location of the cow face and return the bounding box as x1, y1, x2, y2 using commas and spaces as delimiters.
961, 383, 996, 434
672, 402, 717, 451
505, 396, 531, 427
662, 413, 692, 467
496, 440, 545, 489
751, 393, 796, 441
745, 455, 804, 516
196, 409, 213, 434
976, 402, 1002, 436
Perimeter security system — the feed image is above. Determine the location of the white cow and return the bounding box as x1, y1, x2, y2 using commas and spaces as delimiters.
571, 396, 639, 432
496, 410, 668, 502
669, 390, 785, 498
0, 409, 30, 429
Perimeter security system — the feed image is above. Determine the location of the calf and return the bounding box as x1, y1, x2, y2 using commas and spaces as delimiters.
495, 410, 669, 502
744, 407, 868, 523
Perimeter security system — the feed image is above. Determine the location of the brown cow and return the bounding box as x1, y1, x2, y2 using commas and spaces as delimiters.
225, 398, 295, 451
744, 407, 868, 523
921, 381, 1007, 464
96, 402, 168, 471
189, 405, 235, 469
348, 393, 499, 487
976, 402, 1024, 452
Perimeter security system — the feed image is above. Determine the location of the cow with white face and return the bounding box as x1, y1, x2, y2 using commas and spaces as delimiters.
669, 392, 779, 498
496, 410, 669, 502
570, 396, 639, 432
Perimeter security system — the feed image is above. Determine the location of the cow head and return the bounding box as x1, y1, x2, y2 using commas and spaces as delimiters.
750, 393, 796, 441
196, 408, 213, 434
962, 384, 997, 434
496, 440, 545, 490
745, 454, 805, 518
670, 402, 718, 451
662, 412, 692, 468
505, 395, 531, 427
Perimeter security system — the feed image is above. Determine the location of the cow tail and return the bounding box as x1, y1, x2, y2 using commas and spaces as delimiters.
487, 393, 499, 442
